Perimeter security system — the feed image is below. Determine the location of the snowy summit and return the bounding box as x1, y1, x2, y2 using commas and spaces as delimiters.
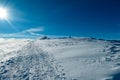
0, 37, 119, 80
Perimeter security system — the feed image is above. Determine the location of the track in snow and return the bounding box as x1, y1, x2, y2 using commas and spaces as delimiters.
0, 41, 66, 80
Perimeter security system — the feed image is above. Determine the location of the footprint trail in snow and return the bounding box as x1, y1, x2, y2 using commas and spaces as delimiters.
0, 41, 66, 80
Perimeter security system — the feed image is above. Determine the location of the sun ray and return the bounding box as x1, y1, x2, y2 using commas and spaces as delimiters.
5, 18, 18, 31
0, 7, 18, 31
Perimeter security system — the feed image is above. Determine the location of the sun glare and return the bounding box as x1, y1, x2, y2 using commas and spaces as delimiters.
0, 8, 7, 19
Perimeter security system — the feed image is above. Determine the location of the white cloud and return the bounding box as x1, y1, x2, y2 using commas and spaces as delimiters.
21, 27, 44, 36
24, 27, 44, 33
0, 27, 44, 38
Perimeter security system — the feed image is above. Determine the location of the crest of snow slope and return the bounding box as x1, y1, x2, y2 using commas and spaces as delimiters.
34, 38, 120, 80
0, 40, 65, 80
0, 38, 120, 80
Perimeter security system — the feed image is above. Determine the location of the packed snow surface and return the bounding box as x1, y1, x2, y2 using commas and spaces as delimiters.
0, 38, 120, 80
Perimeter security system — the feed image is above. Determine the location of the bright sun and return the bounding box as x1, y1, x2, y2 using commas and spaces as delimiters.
0, 8, 7, 19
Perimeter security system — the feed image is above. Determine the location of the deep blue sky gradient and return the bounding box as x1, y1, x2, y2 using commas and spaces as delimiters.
0, 0, 120, 39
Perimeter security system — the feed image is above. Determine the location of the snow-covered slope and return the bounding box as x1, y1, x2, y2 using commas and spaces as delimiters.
0, 39, 65, 80
0, 38, 120, 80
33, 38, 120, 80
0, 38, 31, 61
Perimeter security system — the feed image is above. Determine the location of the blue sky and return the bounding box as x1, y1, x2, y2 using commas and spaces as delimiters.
0, 0, 120, 39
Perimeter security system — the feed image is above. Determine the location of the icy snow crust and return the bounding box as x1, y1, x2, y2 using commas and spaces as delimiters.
0, 38, 119, 80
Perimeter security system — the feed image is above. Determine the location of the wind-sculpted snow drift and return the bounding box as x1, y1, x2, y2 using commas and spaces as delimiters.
0, 38, 120, 80
0, 41, 65, 80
